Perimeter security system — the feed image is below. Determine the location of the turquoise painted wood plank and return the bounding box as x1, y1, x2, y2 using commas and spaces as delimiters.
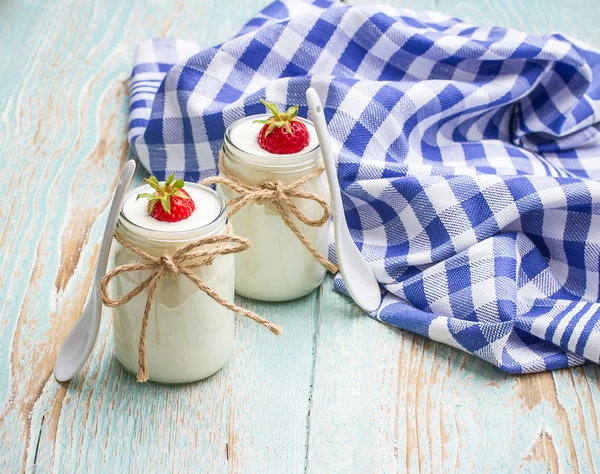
307, 1, 600, 473
308, 278, 600, 473
1, 0, 600, 472
0, 0, 319, 472
40, 294, 317, 473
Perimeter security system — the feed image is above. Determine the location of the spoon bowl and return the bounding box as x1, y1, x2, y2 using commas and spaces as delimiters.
306, 88, 381, 312
54, 311, 94, 382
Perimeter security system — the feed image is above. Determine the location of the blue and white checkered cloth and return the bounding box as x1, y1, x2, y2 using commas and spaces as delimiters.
128, 0, 600, 373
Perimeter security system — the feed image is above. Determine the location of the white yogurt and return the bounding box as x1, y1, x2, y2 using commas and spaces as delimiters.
229, 115, 319, 157
111, 183, 234, 384
122, 184, 221, 233
220, 115, 331, 302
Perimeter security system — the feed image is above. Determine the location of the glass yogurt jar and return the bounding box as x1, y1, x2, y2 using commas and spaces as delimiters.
111, 183, 234, 384
218, 114, 331, 301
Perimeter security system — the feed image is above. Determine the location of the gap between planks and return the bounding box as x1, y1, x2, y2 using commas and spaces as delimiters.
304, 283, 324, 472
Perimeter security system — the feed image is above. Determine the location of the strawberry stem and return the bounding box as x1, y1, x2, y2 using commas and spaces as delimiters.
253, 99, 301, 137
260, 99, 284, 121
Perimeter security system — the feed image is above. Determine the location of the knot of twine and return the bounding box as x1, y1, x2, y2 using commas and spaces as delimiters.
100, 229, 283, 383
201, 151, 338, 274
160, 254, 179, 277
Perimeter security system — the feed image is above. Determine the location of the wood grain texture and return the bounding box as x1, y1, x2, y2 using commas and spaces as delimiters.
308, 1, 600, 473
1, 0, 600, 472
308, 279, 600, 473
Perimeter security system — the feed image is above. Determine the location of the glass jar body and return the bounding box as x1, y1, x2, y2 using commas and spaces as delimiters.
111, 202, 234, 384
219, 145, 331, 302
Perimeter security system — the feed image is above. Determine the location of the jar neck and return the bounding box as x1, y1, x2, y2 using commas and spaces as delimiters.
116, 218, 228, 251
222, 141, 323, 185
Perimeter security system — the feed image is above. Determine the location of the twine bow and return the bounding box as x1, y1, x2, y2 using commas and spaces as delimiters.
201, 151, 338, 274
100, 230, 283, 383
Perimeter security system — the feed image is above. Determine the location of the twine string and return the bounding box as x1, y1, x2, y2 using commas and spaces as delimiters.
201, 151, 338, 274
100, 229, 283, 383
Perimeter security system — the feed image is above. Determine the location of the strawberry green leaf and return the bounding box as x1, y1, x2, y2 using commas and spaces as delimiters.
265, 123, 276, 137
165, 174, 175, 186
286, 105, 299, 120
173, 179, 185, 190
148, 200, 158, 214
144, 177, 163, 193
260, 99, 284, 121
136, 193, 156, 201
161, 195, 171, 213
257, 98, 303, 140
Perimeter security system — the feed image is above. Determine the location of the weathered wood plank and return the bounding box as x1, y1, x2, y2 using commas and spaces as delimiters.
42, 294, 317, 473
0, 0, 318, 472
307, 1, 600, 473
308, 278, 600, 473
2, 0, 600, 472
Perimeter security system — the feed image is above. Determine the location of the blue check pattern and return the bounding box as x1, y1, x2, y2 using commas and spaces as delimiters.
128, 0, 600, 373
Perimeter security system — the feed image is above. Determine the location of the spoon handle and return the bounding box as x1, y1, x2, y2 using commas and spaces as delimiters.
306, 87, 381, 312
305, 88, 346, 227
93, 160, 137, 286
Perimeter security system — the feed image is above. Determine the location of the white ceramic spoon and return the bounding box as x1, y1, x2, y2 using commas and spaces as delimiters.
54, 160, 137, 382
306, 88, 381, 312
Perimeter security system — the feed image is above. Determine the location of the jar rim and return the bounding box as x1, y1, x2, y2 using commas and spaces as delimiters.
118, 183, 228, 243
224, 115, 321, 172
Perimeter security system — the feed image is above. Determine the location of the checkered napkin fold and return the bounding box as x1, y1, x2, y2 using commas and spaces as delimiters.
128, 0, 600, 373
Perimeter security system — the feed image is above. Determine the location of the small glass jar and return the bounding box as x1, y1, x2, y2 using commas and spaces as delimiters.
111, 184, 234, 384
219, 115, 331, 301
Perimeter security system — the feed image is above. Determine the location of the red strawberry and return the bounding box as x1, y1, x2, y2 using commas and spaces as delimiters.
137, 174, 196, 222
254, 99, 310, 154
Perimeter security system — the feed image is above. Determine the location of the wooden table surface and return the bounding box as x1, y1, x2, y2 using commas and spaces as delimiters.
2, 0, 600, 472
